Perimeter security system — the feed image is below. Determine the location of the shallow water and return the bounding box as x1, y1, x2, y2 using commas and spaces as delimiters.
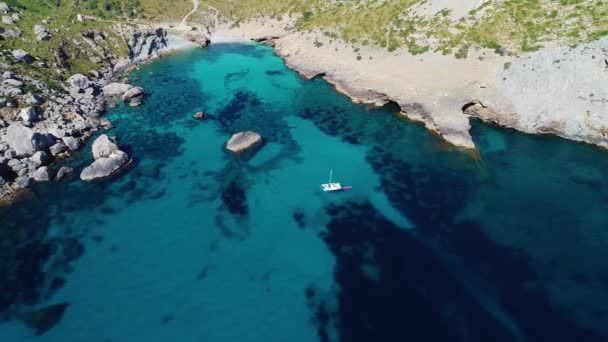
0, 44, 607, 341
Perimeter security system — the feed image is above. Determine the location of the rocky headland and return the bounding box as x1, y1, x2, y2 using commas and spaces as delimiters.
0, 1, 209, 203
210, 17, 608, 151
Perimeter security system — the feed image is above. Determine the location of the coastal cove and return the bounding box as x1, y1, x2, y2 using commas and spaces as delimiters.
0, 43, 608, 341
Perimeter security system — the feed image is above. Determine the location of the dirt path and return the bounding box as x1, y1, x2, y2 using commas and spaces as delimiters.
179, 0, 199, 27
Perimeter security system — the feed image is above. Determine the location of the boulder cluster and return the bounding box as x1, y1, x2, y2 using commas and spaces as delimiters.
0, 5, 205, 202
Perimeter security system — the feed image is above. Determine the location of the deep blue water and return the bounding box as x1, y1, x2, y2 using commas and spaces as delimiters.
0, 43, 607, 341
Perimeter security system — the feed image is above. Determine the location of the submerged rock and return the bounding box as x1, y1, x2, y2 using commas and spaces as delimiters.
80, 134, 130, 181
56, 166, 74, 180
226, 131, 263, 153
21, 303, 68, 336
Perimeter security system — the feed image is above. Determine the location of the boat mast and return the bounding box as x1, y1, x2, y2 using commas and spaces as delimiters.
329, 169, 333, 184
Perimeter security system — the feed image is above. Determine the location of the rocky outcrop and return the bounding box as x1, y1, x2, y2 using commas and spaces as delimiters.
226, 131, 263, 153
68, 74, 91, 92
102, 82, 132, 97
80, 134, 130, 181
121, 86, 144, 106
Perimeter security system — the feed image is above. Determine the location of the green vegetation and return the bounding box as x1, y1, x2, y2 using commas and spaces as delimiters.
0, 0, 193, 84
207, 0, 608, 57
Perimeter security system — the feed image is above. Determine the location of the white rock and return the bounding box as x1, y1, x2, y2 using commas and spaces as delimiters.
5, 124, 53, 157
91, 134, 118, 160
32, 166, 51, 182
12, 49, 32, 63
3, 78, 22, 87
102, 82, 132, 97
30, 151, 49, 167
0, 2, 9, 13
80, 150, 129, 181
62, 136, 80, 151
226, 131, 263, 153
68, 74, 90, 91
49, 142, 68, 156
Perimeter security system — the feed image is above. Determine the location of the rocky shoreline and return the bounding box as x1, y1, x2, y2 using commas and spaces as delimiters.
210, 19, 608, 152
0, 26, 206, 204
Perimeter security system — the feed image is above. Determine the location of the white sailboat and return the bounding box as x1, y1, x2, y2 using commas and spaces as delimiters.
321, 169, 352, 192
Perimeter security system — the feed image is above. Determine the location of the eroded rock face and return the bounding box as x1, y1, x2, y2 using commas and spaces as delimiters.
226, 131, 263, 153
80, 134, 129, 181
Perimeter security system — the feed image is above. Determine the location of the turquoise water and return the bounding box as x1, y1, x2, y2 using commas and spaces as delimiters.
0, 43, 607, 341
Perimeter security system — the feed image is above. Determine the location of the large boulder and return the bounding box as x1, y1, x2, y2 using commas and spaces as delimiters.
80, 150, 129, 181
80, 134, 129, 181
91, 134, 117, 160
121, 86, 144, 106
68, 74, 90, 92
0, 3, 10, 13
102, 82, 132, 97
4, 124, 52, 157
226, 131, 263, 153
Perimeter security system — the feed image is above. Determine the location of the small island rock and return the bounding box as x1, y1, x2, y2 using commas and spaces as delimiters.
80, 134, 129, 181
226, 131, 263, 153
193, 111, 206, 120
